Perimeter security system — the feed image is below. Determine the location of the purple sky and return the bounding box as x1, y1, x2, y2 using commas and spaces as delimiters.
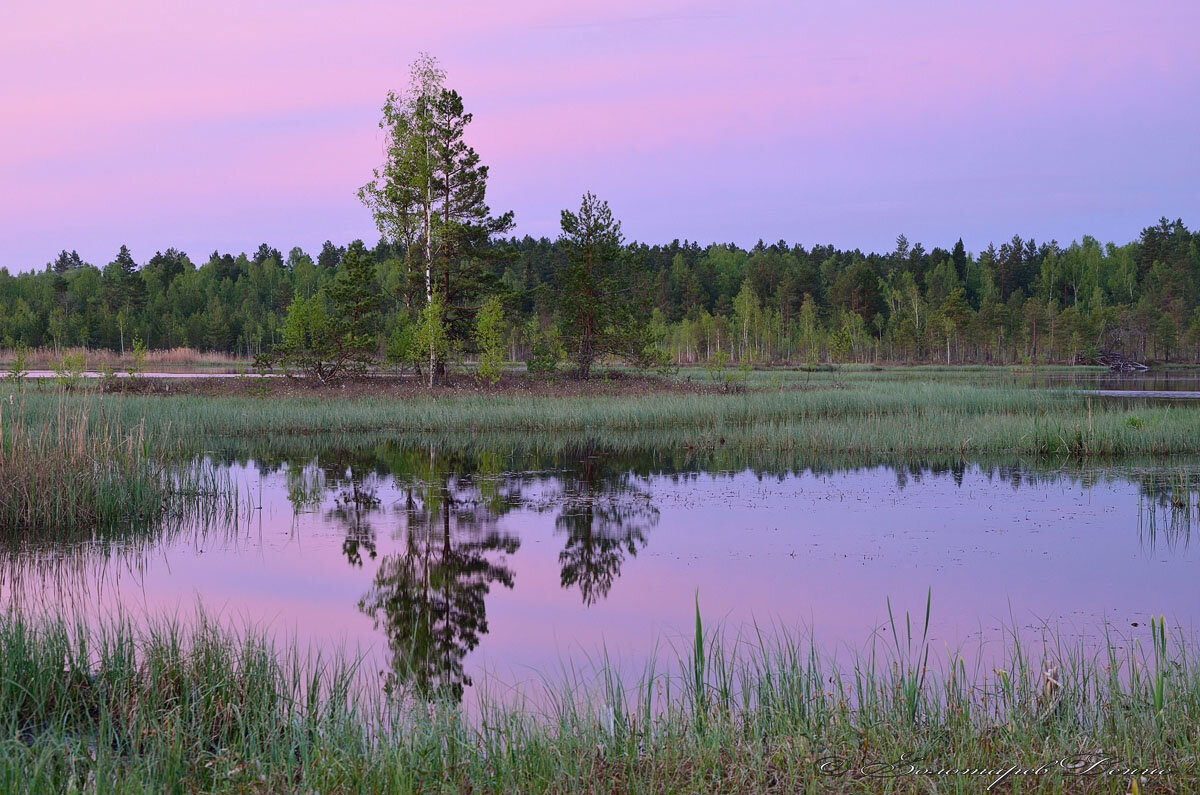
2, 0, 1197, 271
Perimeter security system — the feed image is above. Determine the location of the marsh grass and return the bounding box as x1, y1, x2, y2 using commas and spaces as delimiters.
0, 603, 1194, 793
14, 376, 1200, 459
0, 398, 239, 539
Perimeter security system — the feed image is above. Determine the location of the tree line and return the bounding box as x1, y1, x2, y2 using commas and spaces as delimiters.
7, 216, 1198, 370
3, 54, 1198, 375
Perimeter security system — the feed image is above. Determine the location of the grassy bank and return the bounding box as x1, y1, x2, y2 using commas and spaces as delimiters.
0, 605, 1194, 793
11, 373, 1200, 458
0, 399, 238, 540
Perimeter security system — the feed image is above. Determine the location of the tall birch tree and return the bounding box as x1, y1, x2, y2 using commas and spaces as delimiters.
360, 53, 444, 385
360, 53, 512, 384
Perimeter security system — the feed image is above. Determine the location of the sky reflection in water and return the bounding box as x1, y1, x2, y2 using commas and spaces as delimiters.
2, 445, 1197, 702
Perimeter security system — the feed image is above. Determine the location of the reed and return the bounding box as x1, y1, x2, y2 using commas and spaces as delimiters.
0, 397, 238, 539
0, 605, 1193, 793
13, 378, 1200, 458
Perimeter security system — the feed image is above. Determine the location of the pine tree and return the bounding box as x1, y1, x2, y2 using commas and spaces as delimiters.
51, 250, 83, 274
429, 90, 514, 350
558, 193, 651, 378
103, 245, 144, 353
326, 240, 381, 369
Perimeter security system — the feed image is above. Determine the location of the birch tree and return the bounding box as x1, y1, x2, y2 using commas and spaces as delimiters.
361, 53, 512, 384
360, 53, 444, 386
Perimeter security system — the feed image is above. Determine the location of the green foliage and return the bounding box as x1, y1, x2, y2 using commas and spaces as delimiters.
360, 53, 513, 365
276, 240, 379, 383
278, 294, 338, 380
385, 316, 419, 369
413, 292, 451, 378
473, 295, 505, 384
52, 352, 86, 391
5, 126, 1200, 374
326, 240, 381, 347
524, 319, 562, 374
130, 334, 148, 376
702, 353, 751, 391
704, 349, 730, 384
4, 344, 29, 387
558, 192, 652, 378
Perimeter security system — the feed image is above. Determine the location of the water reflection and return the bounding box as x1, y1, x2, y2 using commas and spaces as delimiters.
357, 473, 518, 701
271, 442, 664, 697
550, 445, 657, 606
0, 443, 1198, 705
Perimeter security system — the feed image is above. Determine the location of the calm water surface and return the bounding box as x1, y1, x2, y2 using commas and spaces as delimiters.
4, 446, 1198, 700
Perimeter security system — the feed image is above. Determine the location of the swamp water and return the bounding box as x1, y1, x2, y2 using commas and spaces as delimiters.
3, 443, 1197, 702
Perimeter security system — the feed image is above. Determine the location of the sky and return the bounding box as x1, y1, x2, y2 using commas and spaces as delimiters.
1, 0, 1198, 271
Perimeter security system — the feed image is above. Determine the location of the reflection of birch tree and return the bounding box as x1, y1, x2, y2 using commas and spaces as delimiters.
358, 461, 518, 702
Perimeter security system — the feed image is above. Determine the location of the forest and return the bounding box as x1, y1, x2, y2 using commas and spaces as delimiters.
3, 217, 1198, 369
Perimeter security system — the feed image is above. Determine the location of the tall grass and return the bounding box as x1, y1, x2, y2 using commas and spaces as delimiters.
0, 398, 238, 539
14, 378, 1200, 457
0, 605, 1194, 793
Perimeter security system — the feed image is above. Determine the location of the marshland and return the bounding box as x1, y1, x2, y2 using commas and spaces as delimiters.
1, 364, 1198, 791
6, 4, 1200, 788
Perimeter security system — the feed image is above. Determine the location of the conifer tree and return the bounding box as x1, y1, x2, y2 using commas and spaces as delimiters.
558, 193, 651, 378
360, 53, 512, 384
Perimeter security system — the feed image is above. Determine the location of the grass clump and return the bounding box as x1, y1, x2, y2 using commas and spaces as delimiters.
0, 398, 236, 539
0, 613, 366, 793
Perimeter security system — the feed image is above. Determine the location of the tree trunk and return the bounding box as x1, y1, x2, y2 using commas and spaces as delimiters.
425, 138, 435, 388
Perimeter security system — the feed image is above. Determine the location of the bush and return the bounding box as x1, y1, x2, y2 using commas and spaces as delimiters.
473, 296, 505, 385
4, 344, 28, 387
525, 319, 563, 375
52, 352, 87, 391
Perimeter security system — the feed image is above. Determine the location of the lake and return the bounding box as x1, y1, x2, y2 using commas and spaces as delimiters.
3, 442, 1196, 702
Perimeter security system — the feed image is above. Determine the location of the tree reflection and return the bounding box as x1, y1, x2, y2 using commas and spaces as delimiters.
315, 450, 385, 568
330, 478, 380, 567
357, 455, 519, 702
292, 441, 663, 699
554, 445, 658, 606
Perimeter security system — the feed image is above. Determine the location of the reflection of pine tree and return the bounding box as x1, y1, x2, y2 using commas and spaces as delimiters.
287, 446, 391, 567
555, 447, 658, 606
358, 476, 517, 702
330, 479, 380, 567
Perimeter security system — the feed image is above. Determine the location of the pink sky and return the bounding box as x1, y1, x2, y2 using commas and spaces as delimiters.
1, 0, 1197, 269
